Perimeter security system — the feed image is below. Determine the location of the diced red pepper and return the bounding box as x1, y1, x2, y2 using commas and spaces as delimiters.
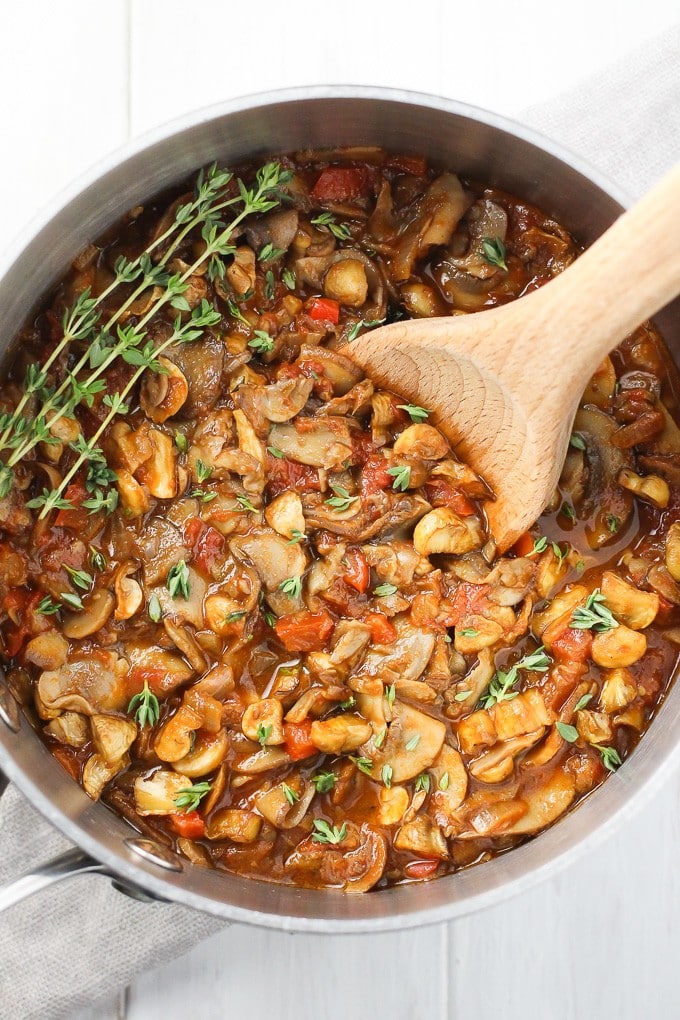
364, 612, 397, 644
386, 155, 428, 176
54, 481, 90, 530
424, 480, 476, 517
360, 453, 392, 499
550, 627, 593, 663
307, 297, 340, 324
512, 531, 536, 558
284, 720, 317, 761
342, 548, 370, 594
275, 610, 335, 652
169, 811, 206, 839
311, 167, 370, 202
404, 858, 440, 879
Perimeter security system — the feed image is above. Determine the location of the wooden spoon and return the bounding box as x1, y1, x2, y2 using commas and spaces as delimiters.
348, 164, 680, 552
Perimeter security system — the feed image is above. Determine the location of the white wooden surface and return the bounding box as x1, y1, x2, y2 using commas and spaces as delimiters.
3, 3, 680, 1017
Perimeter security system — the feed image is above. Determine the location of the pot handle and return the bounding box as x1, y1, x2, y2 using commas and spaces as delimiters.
0, 846, 108, 913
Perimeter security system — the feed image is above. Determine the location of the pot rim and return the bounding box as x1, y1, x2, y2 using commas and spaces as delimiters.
1, 84, 675, 933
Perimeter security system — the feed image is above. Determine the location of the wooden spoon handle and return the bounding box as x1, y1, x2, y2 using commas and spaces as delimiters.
521, 162, 680, 406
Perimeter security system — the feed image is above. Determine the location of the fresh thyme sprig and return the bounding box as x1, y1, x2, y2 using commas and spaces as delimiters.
0, 163, 237, 489
2, 161, 291, 505
480, 646, 552, 708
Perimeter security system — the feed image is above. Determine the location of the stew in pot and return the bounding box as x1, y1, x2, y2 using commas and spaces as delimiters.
1, 149, 679, 891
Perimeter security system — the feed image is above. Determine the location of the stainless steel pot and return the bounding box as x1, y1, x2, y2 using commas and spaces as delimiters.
0, 86, 678, 931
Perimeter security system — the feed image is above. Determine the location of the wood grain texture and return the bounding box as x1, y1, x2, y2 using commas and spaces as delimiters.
449, 777, 680, 1020
126, 925, 448, 1019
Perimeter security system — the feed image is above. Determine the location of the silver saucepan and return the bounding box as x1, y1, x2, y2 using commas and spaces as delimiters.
0, 86, 678, 931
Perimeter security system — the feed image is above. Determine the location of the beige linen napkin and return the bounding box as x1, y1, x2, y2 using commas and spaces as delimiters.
0, 23, 678, 1020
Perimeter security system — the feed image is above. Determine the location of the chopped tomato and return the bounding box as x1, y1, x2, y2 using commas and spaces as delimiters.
54, 480, 90, 530
311, 167, 370, 202
126, 665, 168, 698
284, 720, 317, 761
550, 627, 593, 663
404, 858, 440, 879
364, 612, 397, 644
169, 811, 206, 839
2, 589, 45, 657
342, 548, 370, 593
386, 155, 428, 176
265, 452, 321, 498
512, 531, 536, 557
360, 452, 392, 499
307, 297, 340, 324
195, 525, 225, 574
424, 480, 476, 517
184, 517, 225, 573
275, 610, 334, 652
446, 582, 492, 627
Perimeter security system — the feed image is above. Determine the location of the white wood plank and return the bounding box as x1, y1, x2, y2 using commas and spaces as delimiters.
129, 0, 680, 135
1, 0, 129, 244
448, 778, 680, 1020
126, 925, 447, 1020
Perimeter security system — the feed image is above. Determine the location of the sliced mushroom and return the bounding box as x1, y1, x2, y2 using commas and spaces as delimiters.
235, 376, 314, 431
134, 769, 189, 814
83, 753, 129, 801
591, 626, 647, 668
38, 652, 128, 716
572, 408, 634, 548
413, 507, 484, 556
125, 645, 194, 695
230, 528, 307, 592
90, 714, 137, 764
378, 785, 410, 826
44, 712, 90, 747
265, 491, 306, 541
233, 746, 291, 774
599, 668, 638, 712
268, 421, 353, 468
154, 703, 203, 762
173, 729, 230, 778
359, 616, 435, 685
391, 173, 469, 282
205, 808, 262, 843
242, 698, 285, 744
62, 589, 115, 639
140, 357, 189, 423
254, 779, 315, 829
366, 701, 446, 783
310, 714, 372, 753
139, 430, 177, 499
666, 523, 680, 581
394, 815, 448, 859
114, 563, 143, 621
617, 468, 669, 509
430, 745, 468, 826
24, 631, 69, 670
600, 571, 658, 630
503, 768, 577, 835
394, 423, 450, 461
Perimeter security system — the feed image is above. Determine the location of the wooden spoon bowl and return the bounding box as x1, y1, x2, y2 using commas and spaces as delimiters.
348, 165, 680, 551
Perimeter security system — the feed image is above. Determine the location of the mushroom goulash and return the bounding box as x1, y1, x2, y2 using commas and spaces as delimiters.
1, 151, 679, 891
